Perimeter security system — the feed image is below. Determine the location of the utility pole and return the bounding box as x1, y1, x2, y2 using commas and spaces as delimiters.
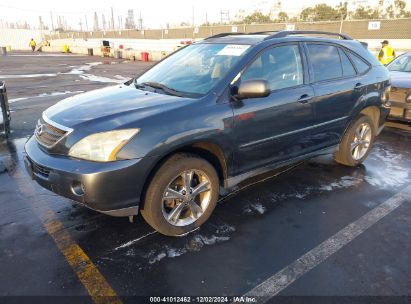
93, 12, 99, 31
79, 19, 83, 32
102, 13, 106, 30
50, 11, 54, 30
138, 11, 143, 30
85, 15, 88, 31
118, 16, 122, 29
192, 7, 195, 27
111, 7, 115, 29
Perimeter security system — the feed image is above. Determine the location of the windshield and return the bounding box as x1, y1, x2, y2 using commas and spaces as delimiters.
387, 54, 411, 72
135, 43, 251, 98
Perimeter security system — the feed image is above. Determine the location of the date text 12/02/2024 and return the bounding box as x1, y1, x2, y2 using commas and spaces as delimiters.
149, 296, 257, 303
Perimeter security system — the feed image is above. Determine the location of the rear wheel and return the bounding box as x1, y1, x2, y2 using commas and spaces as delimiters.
334, 115, 375, 167
141, 153, 219, 236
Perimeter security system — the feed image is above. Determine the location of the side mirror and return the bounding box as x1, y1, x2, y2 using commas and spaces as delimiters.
236, 80, 270, 100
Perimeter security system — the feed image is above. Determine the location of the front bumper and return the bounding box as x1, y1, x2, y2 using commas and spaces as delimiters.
24, 136, 154, 217
377, 105, 390, 135
388, 100, 411, 122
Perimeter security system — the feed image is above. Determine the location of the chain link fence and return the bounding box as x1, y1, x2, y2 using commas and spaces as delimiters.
46, 17, 411, 41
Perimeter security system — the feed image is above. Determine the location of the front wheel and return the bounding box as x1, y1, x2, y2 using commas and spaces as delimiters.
334, 115, 375, 167
141, 153, 219, 236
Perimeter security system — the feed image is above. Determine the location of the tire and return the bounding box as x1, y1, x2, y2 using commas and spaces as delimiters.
141, 153, 219, 236
334, 115, 375, 167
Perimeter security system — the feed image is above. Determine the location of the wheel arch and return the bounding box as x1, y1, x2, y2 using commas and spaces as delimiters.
139, 141, 228, 209
359, 105, 380, 133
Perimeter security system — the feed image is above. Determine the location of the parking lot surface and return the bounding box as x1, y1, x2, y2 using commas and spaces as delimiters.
0, 52, 410, 303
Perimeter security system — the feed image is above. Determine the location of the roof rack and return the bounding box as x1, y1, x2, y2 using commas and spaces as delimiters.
204, 30, 353, 41
204, 32, 246, 40
248, 31, 279, 35
264, 30, 353, 40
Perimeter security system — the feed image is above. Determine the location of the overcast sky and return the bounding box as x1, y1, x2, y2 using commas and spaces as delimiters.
0, 0, 406, 29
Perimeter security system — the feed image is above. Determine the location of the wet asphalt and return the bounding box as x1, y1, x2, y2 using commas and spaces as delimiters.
0, 51, 410, 303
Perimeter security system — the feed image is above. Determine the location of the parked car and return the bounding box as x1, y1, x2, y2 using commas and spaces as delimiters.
386, 52, 411, 123
0, 81, 11, 138
24, 31, 391, 236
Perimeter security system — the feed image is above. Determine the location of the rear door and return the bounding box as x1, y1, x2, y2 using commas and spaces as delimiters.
305, 43, 367, 149
232, 43, 316, 176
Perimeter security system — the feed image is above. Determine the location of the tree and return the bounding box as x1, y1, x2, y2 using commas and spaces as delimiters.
277, 11, 289, 22
352, 6, 379, 19
385, 4, 395, 18
337, 1, 348, 19
242, 11, 272, 24
299, 4, 341, 21
394, 0, 411, 17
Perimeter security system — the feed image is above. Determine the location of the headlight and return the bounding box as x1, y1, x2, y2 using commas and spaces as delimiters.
68, 129, 140, 162
381, 86, 391, 105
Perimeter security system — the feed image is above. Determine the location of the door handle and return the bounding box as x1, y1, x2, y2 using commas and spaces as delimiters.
297, 94, 312, 104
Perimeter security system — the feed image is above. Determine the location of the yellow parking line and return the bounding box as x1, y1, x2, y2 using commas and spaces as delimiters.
12, 167, 122, 304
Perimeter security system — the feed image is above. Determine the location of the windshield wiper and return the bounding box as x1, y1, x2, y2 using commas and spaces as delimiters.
136, 81, 183, 97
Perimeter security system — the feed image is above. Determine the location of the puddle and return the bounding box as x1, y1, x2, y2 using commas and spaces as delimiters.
8, 91, 84, 103
107, 223, 236, 266
363, 144, 410, 189
37, 91, 84, 97
79, 74, 126, 84
243, 202, 266, 215
63, 62, 128, 84
7, 97, 29, 103
0, 73, 57, 79
63, 62, 102, 75
319, 176, 362, 191
2, 62, 128, 85
8, 54, 81, 57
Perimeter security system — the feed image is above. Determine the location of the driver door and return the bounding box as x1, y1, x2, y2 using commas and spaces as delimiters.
232, 43, 316, 176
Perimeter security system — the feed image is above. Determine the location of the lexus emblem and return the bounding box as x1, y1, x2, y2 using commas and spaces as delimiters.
36, 123, 46, 136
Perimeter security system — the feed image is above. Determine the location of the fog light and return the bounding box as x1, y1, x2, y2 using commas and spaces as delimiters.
71, 181, 85, 196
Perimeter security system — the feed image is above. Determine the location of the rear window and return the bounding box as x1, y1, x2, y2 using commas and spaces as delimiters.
347, 52, 370, 74
307, 44, 343, 82
339, 49, 356, 77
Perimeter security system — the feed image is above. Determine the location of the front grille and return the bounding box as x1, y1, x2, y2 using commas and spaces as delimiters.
32, 161, 50, 178
34, 117, 67, 148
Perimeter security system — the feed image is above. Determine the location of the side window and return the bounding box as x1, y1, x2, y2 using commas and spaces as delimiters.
339, 48, 356, 77
307, 44, 342, 82
241, 45, 303, 91
347, 52, 370, 74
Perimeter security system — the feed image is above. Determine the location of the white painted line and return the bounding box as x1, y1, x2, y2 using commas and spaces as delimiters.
244, 184, 411, 302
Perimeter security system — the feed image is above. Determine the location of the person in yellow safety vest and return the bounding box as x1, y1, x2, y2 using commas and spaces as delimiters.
29, 38, 36, 52
378, 40, 396, 65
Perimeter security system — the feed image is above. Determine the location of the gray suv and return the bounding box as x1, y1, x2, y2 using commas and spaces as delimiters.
24, 31, 391, 236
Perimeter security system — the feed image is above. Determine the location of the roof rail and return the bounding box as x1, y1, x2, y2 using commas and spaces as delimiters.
204, 32, 246, 40
264, 30, 353, 40
248, 31, 279, 35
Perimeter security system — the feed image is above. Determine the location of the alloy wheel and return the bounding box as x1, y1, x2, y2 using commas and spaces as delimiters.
161, 169, 212, 227
351, 122, 372, 161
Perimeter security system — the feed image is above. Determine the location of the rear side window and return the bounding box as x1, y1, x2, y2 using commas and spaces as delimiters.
307, 44, 342, 82
339, 49, 356, 77
347, 52, 370, 74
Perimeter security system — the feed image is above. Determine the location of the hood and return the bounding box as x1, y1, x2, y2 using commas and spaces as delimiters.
44, 84, 192, 129
390, 71, 411, 89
